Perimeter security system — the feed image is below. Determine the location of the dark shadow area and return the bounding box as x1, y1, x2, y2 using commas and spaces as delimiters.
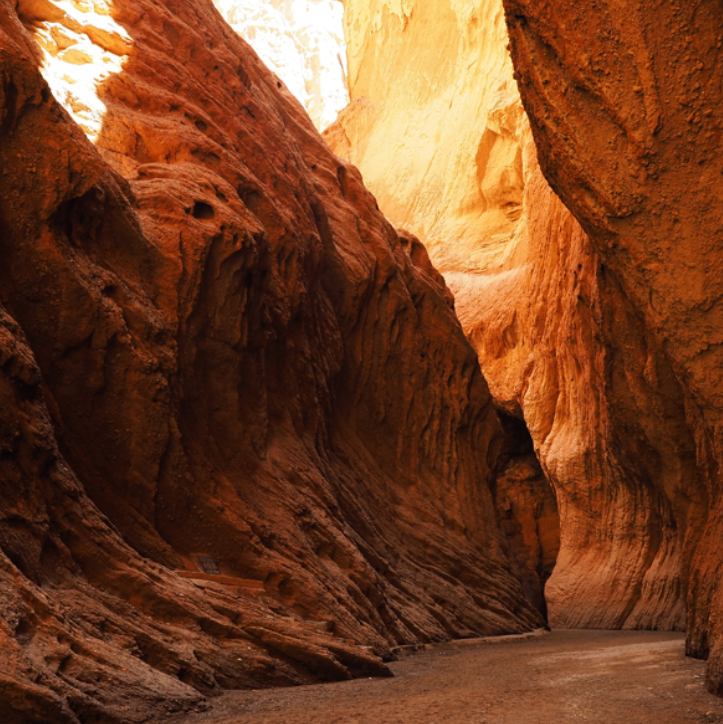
493, 409, 560, 622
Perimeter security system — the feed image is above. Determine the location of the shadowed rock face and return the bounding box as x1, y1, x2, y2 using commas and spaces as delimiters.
492, 411, 558, 621
502, 0, 723, 694
0, 0, 543, 719
327, 0, 563, 621
330, 0, 694, 639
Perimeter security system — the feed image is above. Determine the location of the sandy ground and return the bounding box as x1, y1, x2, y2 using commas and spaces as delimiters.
178, 630, 723, 724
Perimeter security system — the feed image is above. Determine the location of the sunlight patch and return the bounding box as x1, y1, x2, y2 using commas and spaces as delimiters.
214, 0, 349, 131
21, 0, 131, 143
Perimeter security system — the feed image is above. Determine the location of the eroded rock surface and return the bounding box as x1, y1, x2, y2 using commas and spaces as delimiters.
0, 0, 543, 719
450, 146, 693, 634
331, 0, 706, 648
325, 0, 563, 622
502, 0, 723, 692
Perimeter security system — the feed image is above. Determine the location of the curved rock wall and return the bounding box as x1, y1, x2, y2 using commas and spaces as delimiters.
0, 0, 542, 720
331, 0, 705, 643
449, 145, 695, 633
502, 0, 723, 692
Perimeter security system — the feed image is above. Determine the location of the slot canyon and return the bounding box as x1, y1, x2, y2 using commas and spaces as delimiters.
0, 0, 721, 722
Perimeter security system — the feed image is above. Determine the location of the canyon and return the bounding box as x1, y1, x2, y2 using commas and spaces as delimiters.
0, 0, 541, 721
328, 0, 698, 638
1, 0, 722, 722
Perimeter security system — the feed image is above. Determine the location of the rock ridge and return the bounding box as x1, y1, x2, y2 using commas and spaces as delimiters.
0, 0, 541, 720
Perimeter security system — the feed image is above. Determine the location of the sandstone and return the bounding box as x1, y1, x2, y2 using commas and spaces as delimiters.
449, 145, 691, 633
325, 0, 528, 275
333, 0, 700, 647
0, 0, 542, 719
501, 0, 723, 692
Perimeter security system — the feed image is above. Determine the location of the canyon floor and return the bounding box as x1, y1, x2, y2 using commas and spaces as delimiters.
177, 630, 723, 724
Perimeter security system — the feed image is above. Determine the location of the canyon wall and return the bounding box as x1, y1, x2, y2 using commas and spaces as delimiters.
449, 144, 697, 634
331, 0, 710, 651
0, 0, 543, 720
502, 0, 723, 693
324, 0, 527, 274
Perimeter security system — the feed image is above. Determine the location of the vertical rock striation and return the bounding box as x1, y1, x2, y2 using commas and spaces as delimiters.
331, 0, 709, 644
502, 0, 723, 692
0, 0, 542, 719
449, 144, 695, 633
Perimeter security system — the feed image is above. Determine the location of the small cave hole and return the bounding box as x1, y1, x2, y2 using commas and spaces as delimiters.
192, 201, 215, 220
194, 119, 208, 132
6, 551, 33, 581
14, 617, 33, 645
177, 667, 194, 685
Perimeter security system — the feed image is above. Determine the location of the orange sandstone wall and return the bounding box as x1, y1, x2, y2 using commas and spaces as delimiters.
0, 0, 541, 720
503, 0, 723, 693
331, 0, 699, 641
450, 146, 696, 633
325, 0, 527, 274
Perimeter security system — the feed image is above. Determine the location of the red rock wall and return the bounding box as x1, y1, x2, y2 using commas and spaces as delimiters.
502, 0, 723, 693
0, 0, 541, 719
492, 411, 559, 620
451, 147, 698, 633
331, 0, 692, 638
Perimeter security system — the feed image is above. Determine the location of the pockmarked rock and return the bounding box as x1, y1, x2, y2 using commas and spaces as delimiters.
0, 0, 542, 720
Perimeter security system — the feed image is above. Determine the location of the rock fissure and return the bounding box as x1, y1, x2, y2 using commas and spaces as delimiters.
323, 0, 722, 695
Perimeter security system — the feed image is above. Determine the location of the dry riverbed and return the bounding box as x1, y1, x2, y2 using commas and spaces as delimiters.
179, 630, 723, 723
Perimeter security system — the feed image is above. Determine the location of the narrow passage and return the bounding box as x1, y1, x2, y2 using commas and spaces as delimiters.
179, 630, 723, 724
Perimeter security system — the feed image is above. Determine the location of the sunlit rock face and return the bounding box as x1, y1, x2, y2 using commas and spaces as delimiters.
502, 0, 723, 694
448, 142, 691, 635
331, 0, 696, 643
0, 0, 543, 719
213, 0, 348, 130
14, 0, 131, 141
325, 0, 527, 274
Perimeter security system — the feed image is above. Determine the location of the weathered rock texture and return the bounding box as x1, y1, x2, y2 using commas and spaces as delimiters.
212, 0, 348, 130
0, 0, 543, 720
502, 0, 723, 693
331, 0, 711, 654
325, 0, 563, 621
449, 144, 695, 634
324, 0, 527, 274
